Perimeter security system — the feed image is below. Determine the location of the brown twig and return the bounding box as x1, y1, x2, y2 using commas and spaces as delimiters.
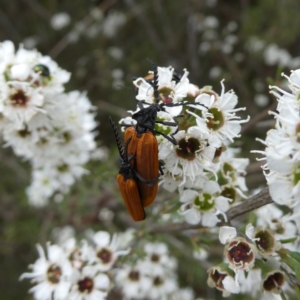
246, 161, 264, 175
226, 187, 272, 220
21, 0, 52, 20
148, 187, 273, 234
96, 100, 128, 118
123, 0, 164, 55
241, 101, 277, 134
48, 0, 117, 58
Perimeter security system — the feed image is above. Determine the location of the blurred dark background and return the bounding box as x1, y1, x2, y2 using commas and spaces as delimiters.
0, 0, 299, 298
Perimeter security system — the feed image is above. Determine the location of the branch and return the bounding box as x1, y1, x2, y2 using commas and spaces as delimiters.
148, 187, 273, 234
124, 0, 164, 54
48, 0, 117, 58
241, 101, 277, 134
226, 187, 272, 220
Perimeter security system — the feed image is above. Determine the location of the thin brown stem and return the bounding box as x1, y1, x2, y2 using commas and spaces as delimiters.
48, 0, 117, 58
148, 187, 273, 234
241, 101, 277, 134
96, 100, 128, 118
123, 0, 164, 55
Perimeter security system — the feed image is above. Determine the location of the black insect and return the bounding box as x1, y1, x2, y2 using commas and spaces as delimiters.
127, 60, 206, 144
33, 64, 50, 77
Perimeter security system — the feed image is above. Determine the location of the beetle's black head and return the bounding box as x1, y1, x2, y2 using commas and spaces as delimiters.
132, 105, 158, 134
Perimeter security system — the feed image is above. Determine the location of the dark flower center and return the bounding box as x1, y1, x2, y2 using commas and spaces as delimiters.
151, 254, 160, 262
210, 270, 227, 289
159, 87, 173, 104
293, 165, 300, 186
263, 272, 284, 291
221, 187, 236, 203
153, 276, 164, 286
271, 219, 284, 234
194, 193, 215, 211
129, 270, 140, 281
18, 128, 30, 138
228, 240, 254, 264
207, 107, 224, 130
47, 264, 62, 284
295, 123, 300, 143
10, 90, 28, 107
255, 230, 274, 253
176, 137, 200, 160
97, 248, 112, 264
214, 146, 223, 160
57, 163, 69, 173
78, 277, 94, 293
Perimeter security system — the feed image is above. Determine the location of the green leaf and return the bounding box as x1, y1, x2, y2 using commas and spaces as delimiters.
295, 286, 300, 300
160, 201, 182, 214
279, 237, 298, 244
281, 254, 300, 283
288, 251, 300, 263
280, 290, 288, 300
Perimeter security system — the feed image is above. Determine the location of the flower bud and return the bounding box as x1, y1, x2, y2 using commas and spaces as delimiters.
262, 271, 285, 294
207, 265, 240, 297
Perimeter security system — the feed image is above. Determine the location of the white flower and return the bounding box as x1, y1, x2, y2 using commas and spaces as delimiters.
219, 226, 237, 244
91, 231, 129, 271
20, 244, 73, 300
180, 181, 230, 226
255, 69, 300, 209
141, 242, 177, 275
265, 170, 300, 207
10, 63, 31, 80
193, 247, 208, 261
133, 66, 190, 116
0, 81, 44, 129
0, 40, 15, 73
68, 267, 110, 300
172, 288, 195, 300
160, 127, 215, 185
147, 272, 177, 300
224, 237, 255, 273
207, 266, 240, 297
51, 13, 71, 30
245, 224, 277, 256
238, 269, 261, 297
190, 80, 249, 147
222, 275, 240, 294
116, 264, 152, 300
102, 11, 126, 38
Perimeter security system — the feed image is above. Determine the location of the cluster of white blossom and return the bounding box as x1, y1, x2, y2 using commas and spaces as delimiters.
0, 40, 101, 206
120, 65, 249, 227
20, 231, 129, 300
21, 231, 196, 300
207, 225, 294, 299
116, 242, 195, 300
253, 70, 300, 212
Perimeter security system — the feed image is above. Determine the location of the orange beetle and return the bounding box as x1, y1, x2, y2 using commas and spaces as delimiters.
125, 128, 159, 207
122, 62, 176, 207
110, 117, 145, 221
122, 61, 208, 208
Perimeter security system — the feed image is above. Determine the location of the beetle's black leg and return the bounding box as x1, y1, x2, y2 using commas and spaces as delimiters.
159, 160, 164, 176
134, 171, 159, 187
153, 129, 177, 145
155, 120, 178, 127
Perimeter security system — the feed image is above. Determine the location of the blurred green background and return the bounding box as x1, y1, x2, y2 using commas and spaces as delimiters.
0, 0, 299, 299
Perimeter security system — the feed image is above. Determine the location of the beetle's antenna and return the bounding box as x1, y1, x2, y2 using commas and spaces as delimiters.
123, 137, 132, 162
147, 59, 160, 104
109, 116, 124, 159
